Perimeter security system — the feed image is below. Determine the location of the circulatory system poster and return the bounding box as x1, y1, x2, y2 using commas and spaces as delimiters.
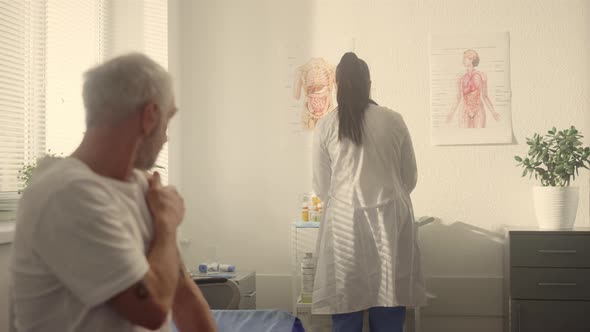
430, 32, 512, 145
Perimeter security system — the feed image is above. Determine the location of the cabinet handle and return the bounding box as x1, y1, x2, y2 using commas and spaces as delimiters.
243, 291, 256, 298
537, 249, 577, 254
538, 282, 577, 287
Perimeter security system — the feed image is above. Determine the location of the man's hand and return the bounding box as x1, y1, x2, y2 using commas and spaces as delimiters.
147, 171, 185, 230
108, 171, 184, 330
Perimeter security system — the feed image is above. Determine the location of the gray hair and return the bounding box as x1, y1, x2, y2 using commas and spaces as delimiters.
82, 52, 173, 127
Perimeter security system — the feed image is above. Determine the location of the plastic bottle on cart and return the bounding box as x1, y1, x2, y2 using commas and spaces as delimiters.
302, 205, 309, 222
301, 253, 316, 303
309, 208, 317, 222
312, 206, 319, 222
219, 264, 236, 272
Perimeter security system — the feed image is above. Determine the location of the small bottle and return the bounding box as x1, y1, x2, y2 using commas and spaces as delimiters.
311, 195, 320, 207
301, 193, 310, 206
198, 263, 219, 274
219, 264, 236, 272
302, 206, 309, 222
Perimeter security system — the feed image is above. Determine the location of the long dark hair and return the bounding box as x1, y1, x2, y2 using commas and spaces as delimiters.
336, 52, 371, 145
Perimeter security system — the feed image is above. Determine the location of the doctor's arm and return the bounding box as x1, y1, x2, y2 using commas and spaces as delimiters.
312, 127, 331, 202
400, 120, 418, 194
172, 263, 217, 332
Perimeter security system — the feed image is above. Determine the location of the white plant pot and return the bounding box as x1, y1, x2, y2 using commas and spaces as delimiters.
533, 186, 579, 230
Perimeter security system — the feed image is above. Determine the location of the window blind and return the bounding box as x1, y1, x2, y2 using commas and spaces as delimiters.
45, 0, 105, 157
0, 0, 46, 193
0, 0, 169, 193
43, 0, 169, 182
104, 0, 170, 184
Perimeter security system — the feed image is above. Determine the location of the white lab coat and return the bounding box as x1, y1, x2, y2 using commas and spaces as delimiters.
311, 104, 426, 315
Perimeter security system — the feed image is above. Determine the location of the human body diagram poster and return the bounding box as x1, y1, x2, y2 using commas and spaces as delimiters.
430, 32, 512, 145
291, 57, 337, 132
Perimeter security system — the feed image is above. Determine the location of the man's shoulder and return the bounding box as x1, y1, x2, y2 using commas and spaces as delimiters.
15, 159, 114, 244
20, 158, 113, 214
27, 158, 103, 194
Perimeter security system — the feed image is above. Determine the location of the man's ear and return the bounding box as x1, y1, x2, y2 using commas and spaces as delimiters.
139, 102, 160, 137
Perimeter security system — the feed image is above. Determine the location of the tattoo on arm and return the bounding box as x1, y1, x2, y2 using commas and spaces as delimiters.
135, 282, 150, 300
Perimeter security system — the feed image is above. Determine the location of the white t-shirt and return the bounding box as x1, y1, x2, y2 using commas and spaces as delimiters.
10, 157, 172, 332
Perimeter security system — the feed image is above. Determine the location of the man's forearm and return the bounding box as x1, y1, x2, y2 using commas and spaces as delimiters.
145, 226, 180, 311
108, 226, 181, 329
173, 268, 217, 332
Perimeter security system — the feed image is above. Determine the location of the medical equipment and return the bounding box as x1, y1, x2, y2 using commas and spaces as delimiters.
193, 271, 256, 310
194, 277, 241, 310
198, 263, 236, 274
300, 192, 324, 223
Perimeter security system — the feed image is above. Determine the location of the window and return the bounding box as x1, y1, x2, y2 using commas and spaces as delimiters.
0, 1, 46, 242
0, 0, 169, 189
0, 0, 169, 242
104, 0, 170, 183
45, 0, 169, 184
45, 0, 107, 158
0, 1, 46, 194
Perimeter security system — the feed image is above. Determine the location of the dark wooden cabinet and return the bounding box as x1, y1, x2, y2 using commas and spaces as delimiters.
505, 230, 590, 332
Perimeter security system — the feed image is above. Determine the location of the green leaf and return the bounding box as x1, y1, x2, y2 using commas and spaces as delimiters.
517, 127, 590, 185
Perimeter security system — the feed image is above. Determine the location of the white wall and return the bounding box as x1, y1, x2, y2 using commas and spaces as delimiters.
177, 1, 590, 331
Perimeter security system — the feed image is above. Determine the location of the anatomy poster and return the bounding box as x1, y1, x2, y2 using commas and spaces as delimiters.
291, 58, 337, 131
430, 32, 512, 145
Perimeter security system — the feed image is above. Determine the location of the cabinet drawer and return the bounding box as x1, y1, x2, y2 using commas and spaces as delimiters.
239, 292, 256, 310
511, 267, 590, 300
510, 234, 590, 268
510, 300, 590, 332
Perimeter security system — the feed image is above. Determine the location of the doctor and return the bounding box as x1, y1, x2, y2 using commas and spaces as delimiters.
312, 52, 426, 332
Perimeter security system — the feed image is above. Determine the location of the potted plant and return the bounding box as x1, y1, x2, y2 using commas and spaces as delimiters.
515, 126, 590, 230
18, 152, 167, 193
17, 152, 58, 194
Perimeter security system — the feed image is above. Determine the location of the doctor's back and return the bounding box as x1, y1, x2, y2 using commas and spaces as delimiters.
311, 52, 425, 318
313, 103, 417, 208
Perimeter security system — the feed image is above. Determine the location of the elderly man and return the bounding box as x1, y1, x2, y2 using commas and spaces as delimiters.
10, 53, 216, 332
